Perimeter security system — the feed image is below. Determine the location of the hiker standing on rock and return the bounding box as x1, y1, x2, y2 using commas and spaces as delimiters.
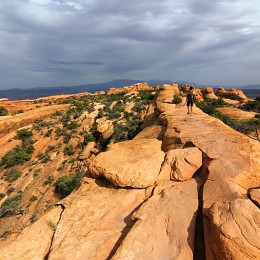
186, 86, 194, 114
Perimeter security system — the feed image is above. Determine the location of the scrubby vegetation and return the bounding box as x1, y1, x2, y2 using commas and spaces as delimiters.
0, 106, 8, 116
196, 97, 260, 138
0, 194, 22, 217
54, 171, 83, 199
240, 96, 260, 113
172, 95, 182, 104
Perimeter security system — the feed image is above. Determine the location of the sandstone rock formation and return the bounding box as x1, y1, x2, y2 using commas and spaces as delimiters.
0, 84, 259, 260
202, 87, 218, 99
217, 87, 248, 102
0, 104, 69, 138
48, 178, 146, 260
208, 198, 260, 260
89, 139, 165, 188
216, 107, 256, 120
0, 206, 63, 260
159, 147, 202, 181
113, 180, 200, 260
107, 82, 152, 95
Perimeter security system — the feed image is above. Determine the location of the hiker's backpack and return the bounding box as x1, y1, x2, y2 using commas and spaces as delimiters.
187, 92, 194, 102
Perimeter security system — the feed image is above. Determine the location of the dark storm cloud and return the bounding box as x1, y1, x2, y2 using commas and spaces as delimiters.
0, 0, 260, 89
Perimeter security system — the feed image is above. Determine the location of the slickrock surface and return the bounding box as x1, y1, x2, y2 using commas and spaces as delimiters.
112, 179, 200, 260
48, 178, 146, 260
0, 206, 63, 260
217, 107, 256, 120
208, 198, 260, 260
89, 139, 165, 188
0, 104, 69, 138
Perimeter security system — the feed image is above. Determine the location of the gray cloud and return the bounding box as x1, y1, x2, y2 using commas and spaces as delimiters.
0, 0, 260, 89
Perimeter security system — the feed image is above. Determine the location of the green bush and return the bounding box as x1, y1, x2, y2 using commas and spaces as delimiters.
240, 99, 260, 113
0, 106, 8, 116
54, 172, 83, 199
29, 195, 38, 202
172, 95, 182, 104
37, 152, 51, 163
0, 194, 22, 217
84, 133, 95, 144
63, 145, 75, 155
3, 169, 21, 182
15, 129, 33, 143
1, 144, 34, 167
113, 123, 127, 142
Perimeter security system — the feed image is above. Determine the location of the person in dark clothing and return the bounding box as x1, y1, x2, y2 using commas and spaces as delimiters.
186, 86, 194, 114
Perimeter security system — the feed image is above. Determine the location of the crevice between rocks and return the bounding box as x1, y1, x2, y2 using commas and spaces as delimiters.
106, 184, 158, 260
44, 203, 65, 260
193, 153, 213, 260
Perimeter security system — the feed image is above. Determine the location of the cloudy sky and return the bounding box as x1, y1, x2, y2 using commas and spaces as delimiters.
0, 0, 260, 90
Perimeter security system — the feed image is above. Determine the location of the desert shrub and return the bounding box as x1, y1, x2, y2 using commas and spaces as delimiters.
6, 187, 15, 195
84, 133, 95, 144
240, 99, 260, 113
15, 110, 24, 114
15, 129, 33, 142
29, 195, 38, 202
54, 171, 83, 199
63, 145, 75, 156
0, 230, 11, 240
127, 121, 142, 139
0, 194, 22, 217
0, 106, 8, 116
113, 123, 127, 142
45, 129, 53, 137
30, 214, 38, 223
139, 90, 155, 102
172, 95, 182, 104
0, 193, 5, 200
0, 144, 34, 167
37, 152, 51, 163
3, 169, 21, 183
132, 102, 146, 113
100, 137, 110, 149
43, 175, 54, 186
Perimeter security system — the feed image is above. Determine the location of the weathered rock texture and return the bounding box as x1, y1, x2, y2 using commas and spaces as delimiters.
0, 206, 63, 260
0, 85, 259, 260
208, 198, 260, 260
159, 147, 202, 181
113, 179, 200, 260
48, 178, 146, 260
89, 139, 165, 188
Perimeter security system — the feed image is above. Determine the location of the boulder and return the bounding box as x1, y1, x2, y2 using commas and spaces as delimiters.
89, 139, 165, 188
208, 198, 260, 260
249, 188, 260, 207
96, 118, 114, 138
78, 142, 95, 160
112, 180, 200, 259
158, 147, 202, 181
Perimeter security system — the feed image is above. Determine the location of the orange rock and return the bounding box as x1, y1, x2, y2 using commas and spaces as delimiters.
113, 180, 200, 259
89, 139, 165, 188
158, 147, 202, 181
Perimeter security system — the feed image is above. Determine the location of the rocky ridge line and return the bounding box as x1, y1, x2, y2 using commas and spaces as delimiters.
0, 84, 259, 260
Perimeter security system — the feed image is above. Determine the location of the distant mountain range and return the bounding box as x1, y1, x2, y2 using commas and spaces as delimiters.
0, 79, 259, 100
